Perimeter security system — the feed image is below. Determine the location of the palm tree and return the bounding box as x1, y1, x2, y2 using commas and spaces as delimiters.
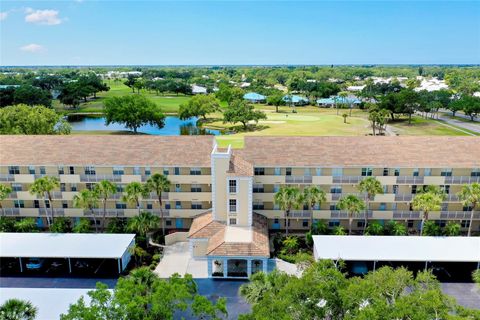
14, 218, 37, 232
144, 173, 171, 235
29, 176, 59, 228
412, 192, 442, 236
274, 186, 302, 235
357, 177, 383, 233
127, 211, 159, 238
337, 195, 366, 235
94, 180, 117, 230
457, 183, 480, 237
0, 298, 37, 320
239, 270, 288, 304
0, 184, 13, 216
73, 189, 99, 233
303, 186, 326, 228
123, 182, 144, 215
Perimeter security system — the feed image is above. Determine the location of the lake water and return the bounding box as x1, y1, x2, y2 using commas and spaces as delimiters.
68, 115, 221, 136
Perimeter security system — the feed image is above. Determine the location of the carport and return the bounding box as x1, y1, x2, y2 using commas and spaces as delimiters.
0, 233, 135, 276
313, 235, 480, 282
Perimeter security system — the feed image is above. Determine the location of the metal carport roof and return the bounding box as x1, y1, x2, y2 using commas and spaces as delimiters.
313, 235, 480, 263
0, 233, 136, 259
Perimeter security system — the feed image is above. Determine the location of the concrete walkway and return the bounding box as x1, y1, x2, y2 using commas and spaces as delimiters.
154, 242, 208, 278
436, 114, 480, 134
441, 283, 480, 309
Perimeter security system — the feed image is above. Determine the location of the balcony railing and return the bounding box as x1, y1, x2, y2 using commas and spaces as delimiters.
0, 174, 14, 182
444, 176, 480, 184
395, 193, 459, 202
285, 176, 313, 184
440, 211, 480, 220
392, 211, 421, 219
332, 176, 364, 184
39, 208, 65, 216
2, 208, 20, 216
289, 210, 312, 218
396, 176, 424, 184
80, 174, 122, 182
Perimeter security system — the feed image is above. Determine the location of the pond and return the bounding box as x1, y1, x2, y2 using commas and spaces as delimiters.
67, 115, 221, 136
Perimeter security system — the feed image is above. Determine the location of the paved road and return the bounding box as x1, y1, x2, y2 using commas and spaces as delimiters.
440, 109, 479, 122
442, 283, 480, 309
437, 113, 480, 134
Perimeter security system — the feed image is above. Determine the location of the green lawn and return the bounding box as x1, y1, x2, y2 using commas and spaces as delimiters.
55, 81, 190, 115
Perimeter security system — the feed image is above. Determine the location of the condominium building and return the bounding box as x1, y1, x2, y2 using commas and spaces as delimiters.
1, 135, 479, 277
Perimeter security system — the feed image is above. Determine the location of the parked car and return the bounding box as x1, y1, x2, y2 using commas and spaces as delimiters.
26, 258, 45, 270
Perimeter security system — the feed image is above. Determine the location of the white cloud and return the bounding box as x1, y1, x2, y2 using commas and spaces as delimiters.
20, 43, 46, 53
0, 11, 8, 21
25, 8, 63, 25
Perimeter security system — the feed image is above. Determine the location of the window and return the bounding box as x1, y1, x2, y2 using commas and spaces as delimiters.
286, 168, 292, 176
39, 167, 46, 175
302, 219, 309, 228
472, 169, 480, 177
57, 166, 64, 175
163, 168, 169, 175
424, 168, 431, 176
379, 203, 386, 211
411, 185, 417, 194
229, 218, 237, 225
9, 166, 20, 174
116, 203, 127, 209
253, 184, 264, 193
316, 168, 322, 176
391, 203, 397, 210
330, 185, 342, 194
175, 184, 181, 192
393, 185, 399, 194
145, 167, 151, 176
174, 167, 180, 175
383, 168, 389, 176
14, 200, 24, 208
273, 203, 280, 210
441, 185, 450, 194
254, 168, 265, 176
71, 184, 77, 192
407, 220, 414, 228
45, 200, 50, 208
86, 183, 94, 191
191, 184, 201, 192
274, 218, 279, 224
28, 166, 35, 175
274, 167, 281, 176
34, 200, 40, 208
165, 202, 171, 210
463, 205, 473, 212
147, 203, 153, 209
11, 183, 22, 192
60, 183, 66, 192
361, 168, 373, 176
190, 168, 201, 175
438, 220, 446, 228
273, 184, 280, 193
229, 199, 237, 212
304, 168, 311, 176
332, 168, 343, 177
461, 220, 471, 228
133, 166, 141, 175
253, 201, 264, 210
191, 202, 202, 209
329, 220, 340, 227
84, 166, 96, 175
175, 201, 182, 209
166, 219, 172, 226
413, 168, 419, 177
394, 168, 400, 176
69, 166, 75, 174
357, 221, 365, 228
441, 168, 452, 177
330, 204, 338, 211
62, 201, 68, 209
113, 166, 124, 175
116, 184, 124, 192
229, 180, 237, 193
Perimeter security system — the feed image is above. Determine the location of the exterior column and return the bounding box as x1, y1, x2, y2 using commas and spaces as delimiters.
207, 257, 212, 277
262, 258, 268, 273
373, 261, 376, 271
68, 258, 72, 273
424, 261, 428, 271
118, 259, 121, 274
19, 257, 23, 273
223, 258, 228, 278
247, 259, 252, 277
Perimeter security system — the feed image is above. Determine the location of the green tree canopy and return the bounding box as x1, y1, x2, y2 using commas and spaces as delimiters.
223, 99, 266, 130
13, 85, 52, 107
104, 95, 165, 133
178, 94, 220, 120
0, 298, 38, 320
0, 105, 71, 135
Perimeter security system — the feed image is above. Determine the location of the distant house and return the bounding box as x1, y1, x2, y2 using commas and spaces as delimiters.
283, 95, 309, 106
240, 82, 251, 88
347, 85, 365, 92
192, 85, 208, 95
316, 96, 361, 107
243, 92, 266, 103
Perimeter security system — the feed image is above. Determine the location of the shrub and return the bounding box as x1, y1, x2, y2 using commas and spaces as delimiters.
423, 221, 441, 236
443, 221, 461, 236
365, 221, 384, 235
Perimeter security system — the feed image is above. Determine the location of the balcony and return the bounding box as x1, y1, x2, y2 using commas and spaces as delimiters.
0, 174, 14, 182
2, 208, 20, 216
332, 176, 364, 184
394, 193, 459, 202
289, 210, 312, 218
444, 176, 480, 184
39, 208, 65, 216
285, 176, 312, 184
440, 211, 480, 220
80, 174, 122, 182
392, 211, 421, 219
396, 176, 424, 184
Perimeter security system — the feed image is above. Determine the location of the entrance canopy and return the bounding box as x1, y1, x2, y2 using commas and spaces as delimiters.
313, 235, 480, 263
0, 233, 135, 259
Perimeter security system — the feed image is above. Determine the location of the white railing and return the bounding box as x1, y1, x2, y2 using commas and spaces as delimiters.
396, 176, 424, 184
444, 176, 480, 184
440, 211, 480, 220
0, 174, 14, 181
286, 176, 313, 183
392, 211, 421, 219
80, 174, 122, 182
332, 176, 364, 184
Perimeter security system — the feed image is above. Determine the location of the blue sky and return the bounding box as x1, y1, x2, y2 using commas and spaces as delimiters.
1, 1, 479, 66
